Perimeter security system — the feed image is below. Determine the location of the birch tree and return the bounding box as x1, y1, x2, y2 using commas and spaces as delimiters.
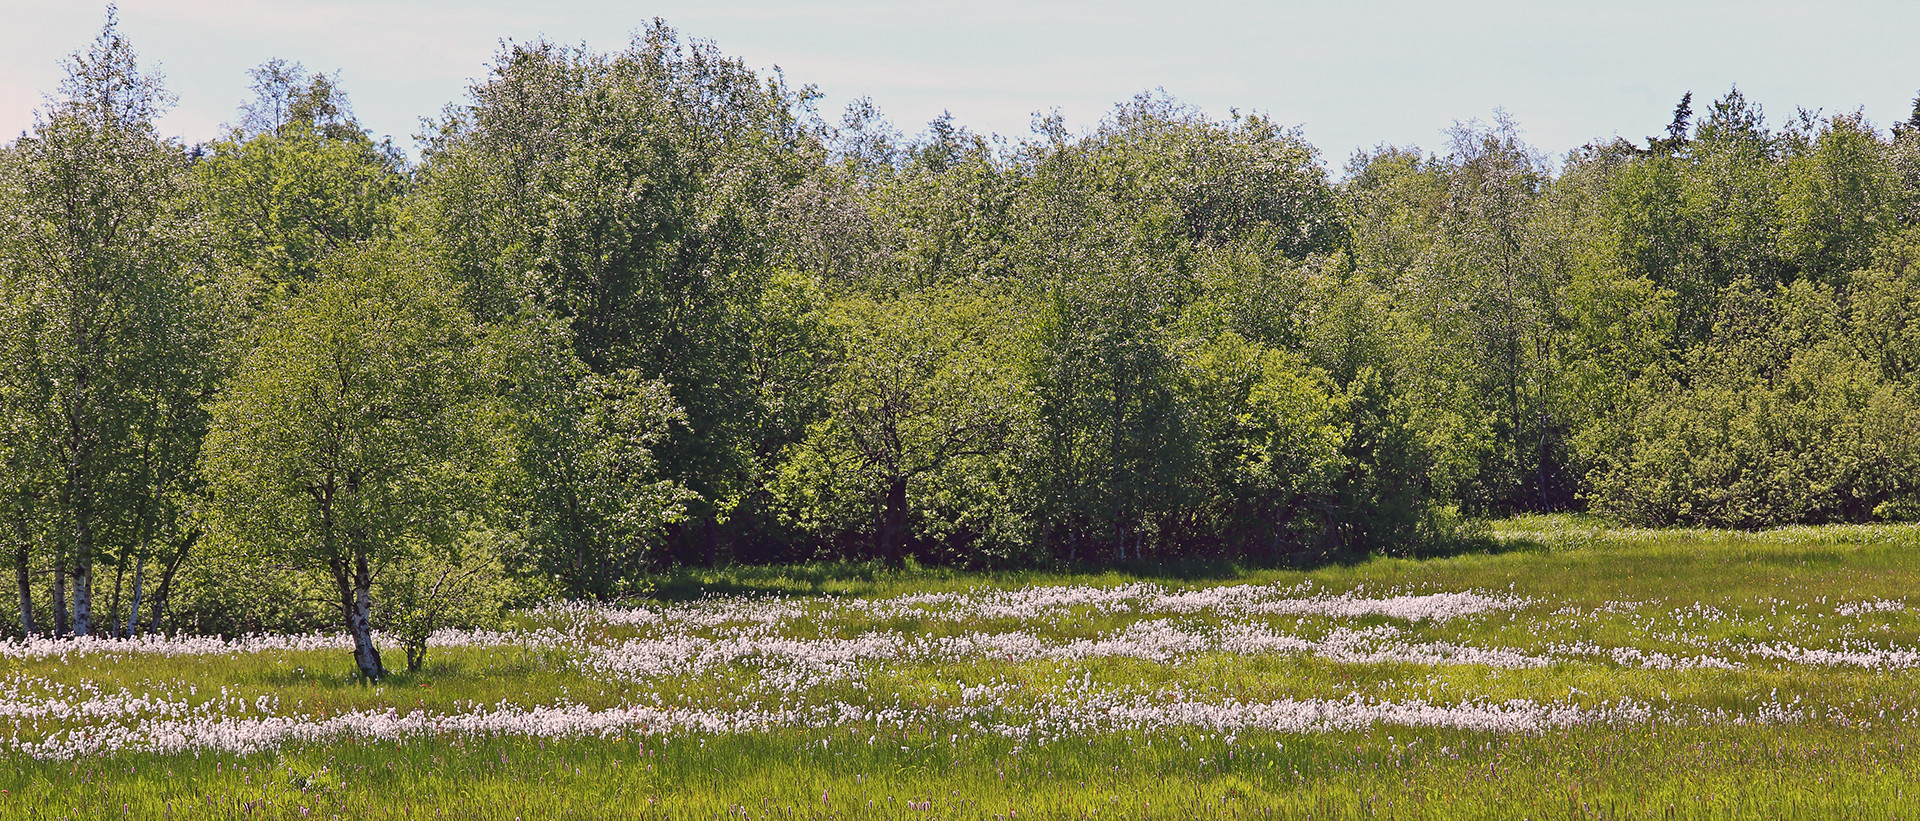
203, 242, 494, 679
0, 10, 193, 636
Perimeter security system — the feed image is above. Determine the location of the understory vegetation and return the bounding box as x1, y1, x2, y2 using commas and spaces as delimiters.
3, 10, 1920, 691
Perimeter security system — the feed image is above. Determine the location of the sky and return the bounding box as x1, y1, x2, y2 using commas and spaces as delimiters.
4, 0, 1920, 171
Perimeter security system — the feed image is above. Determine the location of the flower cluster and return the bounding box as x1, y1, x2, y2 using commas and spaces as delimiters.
9, 581, 1920, 760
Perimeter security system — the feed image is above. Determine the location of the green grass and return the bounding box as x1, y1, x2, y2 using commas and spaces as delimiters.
12, 518, 1920, 819
15, 727, 1920, 819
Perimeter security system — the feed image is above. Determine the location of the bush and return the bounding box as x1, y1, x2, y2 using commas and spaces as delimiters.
376, 530, 513, 673
1590, 341, 1920, 527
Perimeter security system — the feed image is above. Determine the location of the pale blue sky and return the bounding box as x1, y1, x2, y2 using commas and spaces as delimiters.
5, 0, 1919, 169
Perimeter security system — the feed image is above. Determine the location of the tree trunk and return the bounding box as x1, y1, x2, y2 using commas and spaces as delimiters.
405, 607, 433, 674
348, 582, 383, 680
67, 425, 95, 638
341, 549, 384, 681
52, 558, 68, 638
13, 541, 33, 638
71, 560, 91, 638
144, 530, 194, 635
70, 489, 93, 636
108, 556, 126, 638
703, 514, 722, 569
124, 556, 143, 639
876, 475, 908, 566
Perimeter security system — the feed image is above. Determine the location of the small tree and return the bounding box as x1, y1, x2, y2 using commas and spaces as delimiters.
1179, 332, 1349, 560
781, 288, 1027, 563
519, 364, 693, 600
203, 241, 494, 680
377, 529, 511, 673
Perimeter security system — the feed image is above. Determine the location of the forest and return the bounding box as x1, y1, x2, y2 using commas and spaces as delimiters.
5, 15, 1920, 679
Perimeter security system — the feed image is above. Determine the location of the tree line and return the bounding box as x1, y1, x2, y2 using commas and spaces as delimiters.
5, 15, 1920, 676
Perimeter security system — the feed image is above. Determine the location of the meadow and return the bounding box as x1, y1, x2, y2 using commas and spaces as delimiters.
11, 517, 1920, 819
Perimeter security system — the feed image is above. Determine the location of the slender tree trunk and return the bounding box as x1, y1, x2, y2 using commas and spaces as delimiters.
144, 530, 193, 635
1111, 377, 1125, 568
124, 556, 143, 639
71, 560, 91, 638
322, 489, 379, 680
66, 389, 95, 638
876, 475, 908, 566
108, 556, 126, 638
13, 541, 33, 638
52, 558, 68, 638
703, 515, 722, 569
69, 486, 93, 637
342, 548, 384, 681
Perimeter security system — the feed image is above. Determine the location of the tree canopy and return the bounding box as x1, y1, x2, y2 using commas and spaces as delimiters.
6, 15, 1920, 667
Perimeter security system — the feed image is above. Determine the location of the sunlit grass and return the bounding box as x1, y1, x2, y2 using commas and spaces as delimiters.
13, 727, 1920, 819
12, 519, 1920, 818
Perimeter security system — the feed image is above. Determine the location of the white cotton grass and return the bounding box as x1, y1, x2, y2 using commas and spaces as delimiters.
3, 679, 1858, 761
572, 619, 1564, 688
542, 581, 1533, 630
1836, 598, 1906, 617
22, 695, 1635, 760
7, 581, 1920, 760
0, 626, 575, 661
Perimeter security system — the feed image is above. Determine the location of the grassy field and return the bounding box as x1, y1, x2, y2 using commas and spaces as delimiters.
11, 515, 1920, 819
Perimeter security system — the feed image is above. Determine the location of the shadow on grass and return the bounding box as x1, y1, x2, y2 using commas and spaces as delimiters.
642, 525, 1546, 600
645, 562, 954, 602
1080, 555, 1250, 582
645, 559, 1253, 602
245, 647, 564, 691
1401, 529, 1550, 561
249, 660, 445, 690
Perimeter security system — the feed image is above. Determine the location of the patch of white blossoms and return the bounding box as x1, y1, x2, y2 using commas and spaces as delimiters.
6, 582, 1919, 759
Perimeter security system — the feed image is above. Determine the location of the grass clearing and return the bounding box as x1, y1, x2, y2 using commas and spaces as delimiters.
12, 518, 1920, 818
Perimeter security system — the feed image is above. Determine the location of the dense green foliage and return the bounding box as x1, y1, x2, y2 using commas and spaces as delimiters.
4, 14, 1920, 644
